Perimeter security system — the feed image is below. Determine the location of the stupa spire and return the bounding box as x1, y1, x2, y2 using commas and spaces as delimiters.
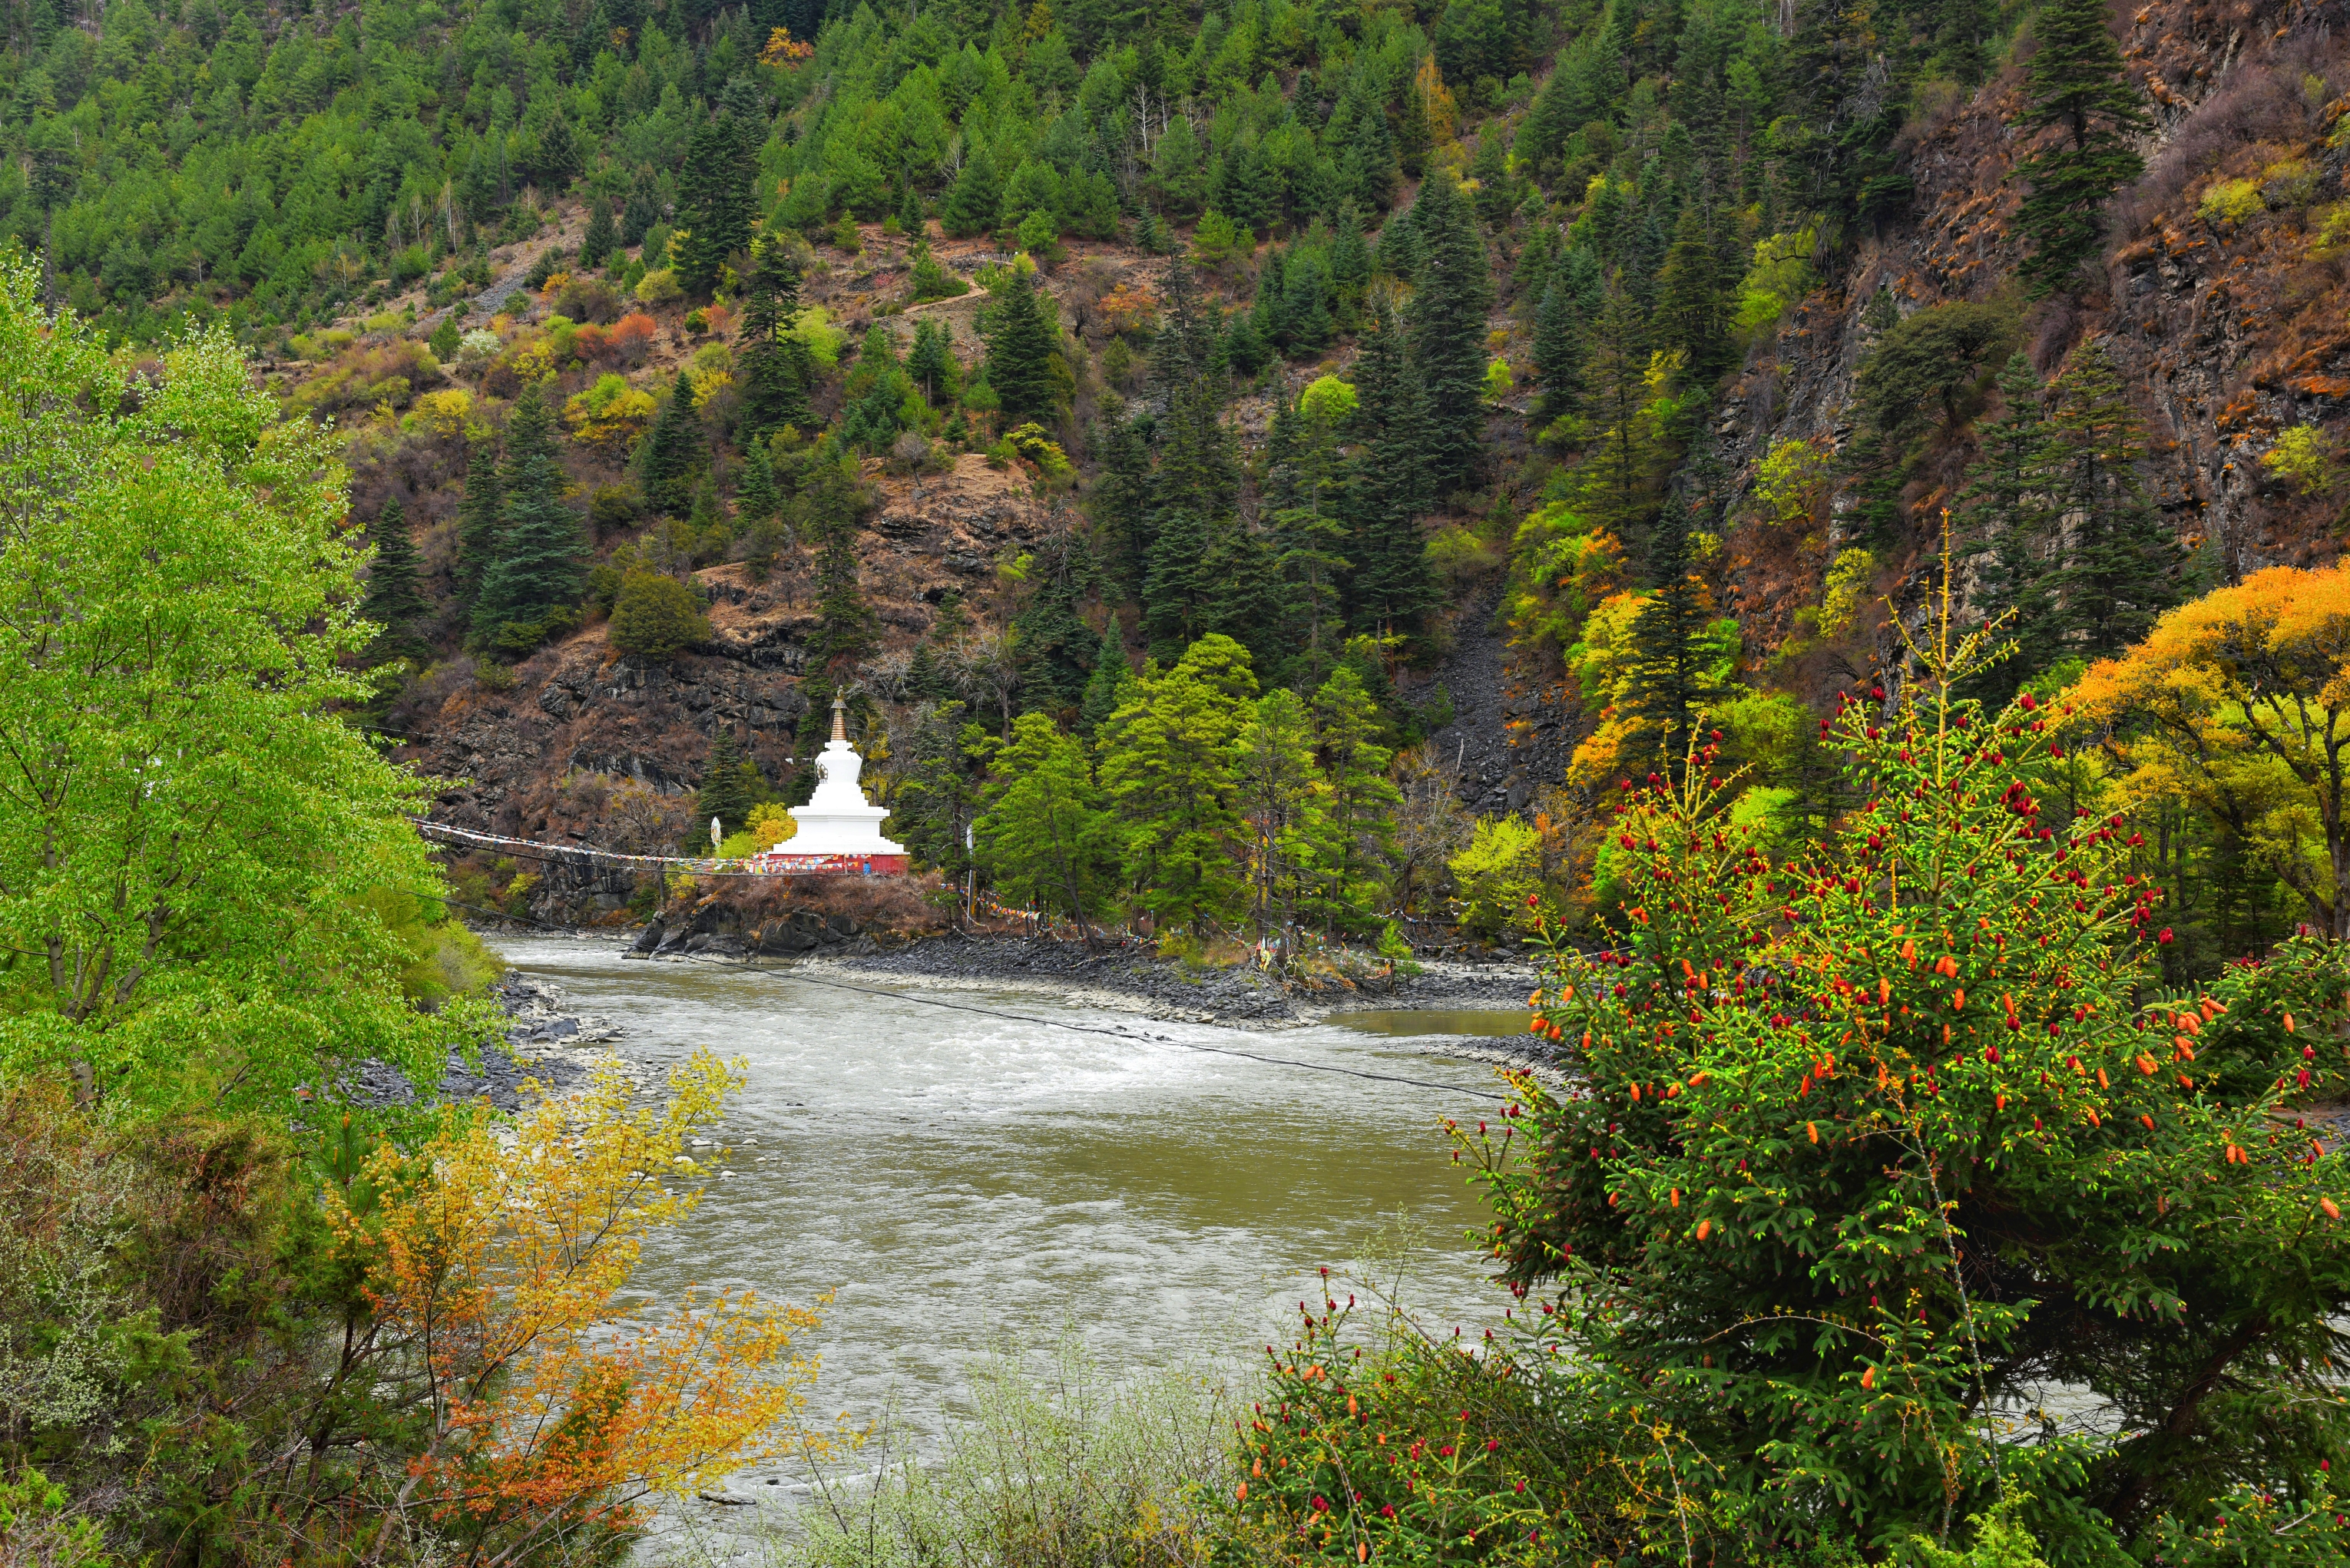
831, 690, 847, 743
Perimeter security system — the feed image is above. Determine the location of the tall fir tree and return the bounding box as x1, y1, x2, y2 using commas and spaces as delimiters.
1345, 300, 1438, 634
737, 239, 814, 441
360, 494, 432, 663
472, 386, 588, 650
1141, 506, 1214, 657
1077, 630, 1134, 736
453, 437, 502, 607
1961, 352, 2060, 700
580, 197, 618, 270
1091, 416, 1154, 602
1403, 172, 1493, 496
1100, 633, 1257, 933
806, 458, 878, 668
981, 264, 1064, 425
2041, 340, 2182, 660
1623, 504, 1730, 775
1655, 202, 1729, 380
1575, 276, 1671, 544
975, 712, 1117, 928
1306, 664, 1402, 934
639, 369, 703, 516
1014, 529, 1102, 715
694, 726, 761, 846
2012, 0, 2149, 293
675, 94, 763, 296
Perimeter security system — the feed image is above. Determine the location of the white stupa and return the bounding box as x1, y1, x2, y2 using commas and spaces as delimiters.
774, 693, 907, 870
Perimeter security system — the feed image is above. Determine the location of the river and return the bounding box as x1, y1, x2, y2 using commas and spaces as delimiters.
495, 938, 1518, 1497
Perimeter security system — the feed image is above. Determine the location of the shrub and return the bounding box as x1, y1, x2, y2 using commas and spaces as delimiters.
1448, 815, 1544, 938
457, 326, 501, 362
2199, 177, 2266, 225
633, 267, 682, 306
563, 372, 658, 458
1461, 619, 2350, 1555
1191, 209, 1253, 265
2261, 424, 2341, 493
607, 570, 710, 658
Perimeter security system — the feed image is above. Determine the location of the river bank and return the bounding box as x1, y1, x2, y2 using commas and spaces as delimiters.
346, 971, 633, 1109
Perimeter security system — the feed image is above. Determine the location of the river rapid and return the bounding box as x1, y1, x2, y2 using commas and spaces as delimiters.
493, 937, 1516, 1498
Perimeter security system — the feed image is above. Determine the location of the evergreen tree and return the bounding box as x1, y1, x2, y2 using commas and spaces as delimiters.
1623, 505, 1731, 774
1656, 202, 1729, 380
1014, 530, 1101, 715
1532, 277, 1584, 421
896, 181, 925, 238
1203, 515, 1289, 679
1345, 300, 1438, 633
1141, 506, 1213, 657
621, 170, 662, 247
2042, 340, 2182, 660
1100, 633, 1257, 932
1403, 172, 1493, 495
454, 437, 502, 606
975, 712, 1116, 929
981, 264, 1064, 425
676, 102, 761, 296
806, 458, 878, 667
472, 387, 588, 650
895, 700, 983, 875
580, 197, 618, 269
736, 443, 782, 524
694, 726, 760, 845
1307, 664, 1402, 934
942, 144, 1004, 237
360, 494, 431, 663
1091, 416, 1153, 602
1233, 686, 1329, 935
737, 240, 814, 441
1077, 630, 1133, 736
638, 369, 703, 516
2012, 0, 2150, 293
1575, 276, 1670, 543
1961, 352, 2059, 697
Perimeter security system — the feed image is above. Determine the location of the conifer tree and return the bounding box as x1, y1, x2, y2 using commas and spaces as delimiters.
1576, 277, 1670, 543
580, 197, 618, 270
1092, 416, 1153, 601
621, 170, 662, 247
1014, 530, 1101, 715
1656, 202, 1729, 380
1234, 686, 1329, 935
1307, 664, 1402, 933
1077, 630, 1133, 736
472, 386, 588, 650
1204, 515, 1288, 678
942, 144, 1004, 237
454, 436, 502, 607
1960, 352, 2059, 697
1100, 633, 1257, 932
1403, 172, 1492, 495
737, 240, 814, 441
1623, 505, 1730, 774
1345, 300, 1438, 633
976, 712, 1116, 930
806, 458, 878, 668
676, 101, 761, 296
694, 726, 760, 846
896, 182, 925, 238
361, 494, 432, 663
981, 264, 1064, 425
2012, 0, 2149, 293
1533, 277, 1584, 421
1141, 507, 1213, 657
736, 443, 782, 525
2042, 340, 2181, 660
638, 369, 703, 516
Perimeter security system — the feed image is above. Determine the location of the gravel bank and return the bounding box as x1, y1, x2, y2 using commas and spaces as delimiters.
784, 932, 1544, 1031
346, 972, 629, 1110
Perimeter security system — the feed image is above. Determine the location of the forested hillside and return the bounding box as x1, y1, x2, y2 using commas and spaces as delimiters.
30, 0, 2344, 955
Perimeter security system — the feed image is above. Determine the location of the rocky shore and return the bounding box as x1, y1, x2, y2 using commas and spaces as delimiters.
348, 972, 629, 1110
779, 931, 1546, 1031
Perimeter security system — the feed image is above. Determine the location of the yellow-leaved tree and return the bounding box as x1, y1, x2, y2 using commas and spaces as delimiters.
2073, 562, 2350, 939
335, 1048, 826, 1565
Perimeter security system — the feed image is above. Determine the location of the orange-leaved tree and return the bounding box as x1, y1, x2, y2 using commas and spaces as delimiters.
1458, 574, 2350, 1558
336, 1050, 825, 1566
2072, 562, 2350, 941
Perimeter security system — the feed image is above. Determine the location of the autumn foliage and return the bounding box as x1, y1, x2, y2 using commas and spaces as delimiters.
1454, 604, 2350, 1556
332, 1050, 824, 1564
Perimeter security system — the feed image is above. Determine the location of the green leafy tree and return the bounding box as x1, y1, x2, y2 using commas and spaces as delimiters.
0, 265, 460, 1111
975, 711, 1117, 930
1100, 633, 1257, 933
1233, 686, 1330, 935
1308, 664, 1402, 932
638, 369, 704, 517
607, 571, 710, 660
2013, 0, 2150, 293
1470, 625, 2350, 1553
360, 494, 432, 663
472, 386, 588, 652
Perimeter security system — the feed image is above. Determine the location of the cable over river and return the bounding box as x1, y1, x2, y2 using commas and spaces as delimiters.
492, 937, 1511, 1503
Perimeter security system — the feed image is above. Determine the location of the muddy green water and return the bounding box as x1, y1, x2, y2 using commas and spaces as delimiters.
496, 938, 1510, 1499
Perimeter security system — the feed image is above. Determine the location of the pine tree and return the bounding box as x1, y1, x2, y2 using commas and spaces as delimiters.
1091, 416, 1153, 602
1014, 531, 1101, 716
738, 240, 814, 441
1960, 352, 2058, 698
360, 494, 432, 663
896, 181, 925, 238
1533, 278, 1584, 421
638, 369, 703, 516
942, 144, 1004, 237
806, 458, 878, 668
472, 387, 588, 651
1204, 515, 1289, 680
1345, 299, 1438, 633
736, 443, 782, 525
2042, 340, 2181, 660
2012, 0, 2150, 293
676, 101, 761, 296
1575, 276, 1670, 543
1307, 664, 1402, 934
1233, 686, 1329, 934
621, 170, 662, 247
1656, 202, 1729, 380
1100, 633, 1257, 933
694, 726, 760, 846
1623, 505, 1730, 775
1141, 507, 1213, 657
580, 197, 618, 269
454, 437, 502, 606
975, 712, 1116, 928
1404, 172, 1493, 495
1077, 630, 1133, 736
981, 264, 1063, 425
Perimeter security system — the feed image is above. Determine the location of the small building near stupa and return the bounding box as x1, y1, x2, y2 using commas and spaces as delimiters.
744, 693, 909, 876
